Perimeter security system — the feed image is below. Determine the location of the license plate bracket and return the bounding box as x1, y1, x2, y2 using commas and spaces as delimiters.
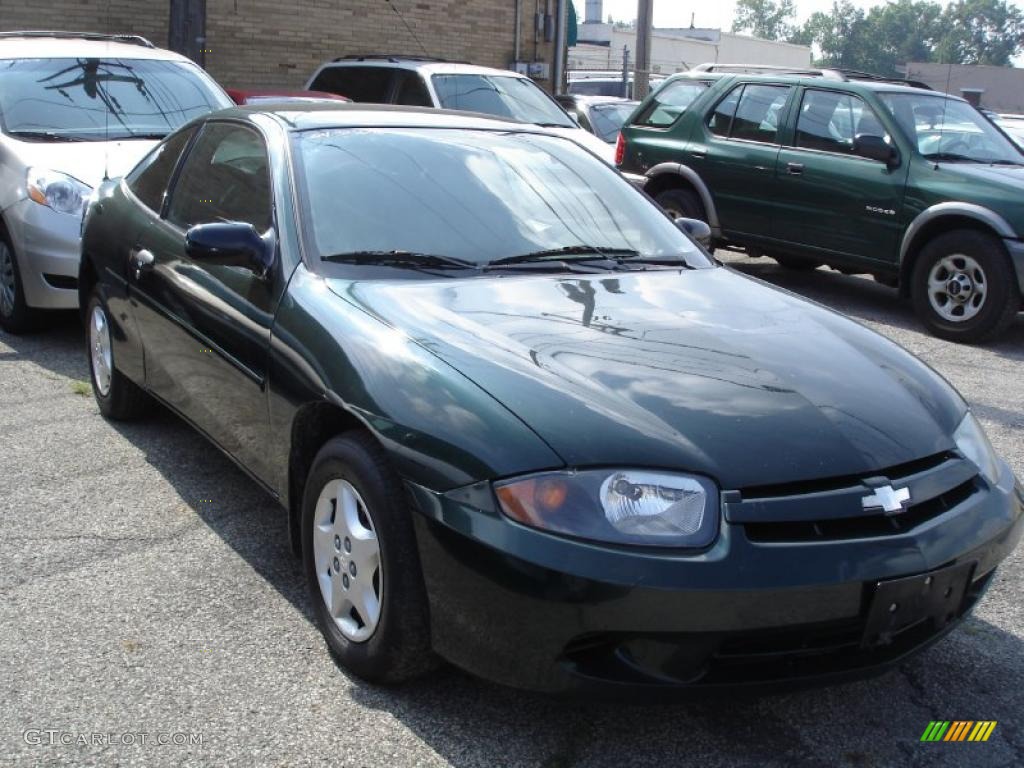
862, 562, 974, 648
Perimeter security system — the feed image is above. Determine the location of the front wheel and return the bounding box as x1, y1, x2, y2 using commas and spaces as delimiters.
302, 433, 437, 684
86, 291, 150, 420
0, 235, 41, 334
911, 230, 1020, 343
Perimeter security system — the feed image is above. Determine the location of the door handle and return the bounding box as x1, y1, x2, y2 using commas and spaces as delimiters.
786, 162, 805, 176
690, 149, 707, 160
130, 248, 155, 280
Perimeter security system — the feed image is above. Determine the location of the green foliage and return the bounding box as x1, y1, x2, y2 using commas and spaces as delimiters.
732, 0, 798, 39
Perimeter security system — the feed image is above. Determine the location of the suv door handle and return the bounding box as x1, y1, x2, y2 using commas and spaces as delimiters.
690, 149, 707, 160
786, 162, 805, 176
130, 248, 155, 280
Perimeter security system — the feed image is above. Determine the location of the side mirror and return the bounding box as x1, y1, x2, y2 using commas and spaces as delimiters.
185, 222, 275, 277
854, 134, 899, 166
675, 217, 712, 249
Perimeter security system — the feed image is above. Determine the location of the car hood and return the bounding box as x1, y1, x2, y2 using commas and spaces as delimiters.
543, 125, 617, 163
9, 138, 158, 190
328, 268, 965, 490
938, 161, 1024, 187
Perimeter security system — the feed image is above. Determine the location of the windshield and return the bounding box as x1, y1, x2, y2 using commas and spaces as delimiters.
879, 93, 1023, 164
432, 74, 575, 128
589, 103, 638, 142
294, 128, 710, 270
0, 58, 231, 141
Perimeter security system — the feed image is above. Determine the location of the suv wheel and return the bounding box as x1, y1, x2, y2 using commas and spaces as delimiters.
0, 234, 40, 334
911, 230, 1020, 343
655, 188, 704, 222
302, 433, 437, 684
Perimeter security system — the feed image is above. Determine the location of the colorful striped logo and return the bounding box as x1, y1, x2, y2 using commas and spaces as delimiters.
921, 721, 997, 742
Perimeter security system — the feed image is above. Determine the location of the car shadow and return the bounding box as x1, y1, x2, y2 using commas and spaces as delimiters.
0, 311, 89, 381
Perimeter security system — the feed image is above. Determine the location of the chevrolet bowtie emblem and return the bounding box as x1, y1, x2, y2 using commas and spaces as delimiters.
862, 485, 912, 515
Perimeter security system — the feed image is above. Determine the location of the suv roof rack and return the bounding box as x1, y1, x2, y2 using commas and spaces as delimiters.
0, 30, 155, 48
691, 62, 932, 89
331, 53, 469, 64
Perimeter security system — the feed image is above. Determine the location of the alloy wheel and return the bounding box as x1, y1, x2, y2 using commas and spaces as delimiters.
89, 304, 113, 396
313, 479, 383, 642
927, 253, 988, 323
0, 241, 16, 318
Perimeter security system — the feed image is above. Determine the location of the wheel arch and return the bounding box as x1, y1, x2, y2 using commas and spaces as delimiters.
898, 203, 1016, 297
642, 163, 721, 234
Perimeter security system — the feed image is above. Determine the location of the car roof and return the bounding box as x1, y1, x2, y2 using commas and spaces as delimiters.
0, 31, 192, 62
561, 95, 639, 106
317, 58, 529, 79
223, 103, 550, 134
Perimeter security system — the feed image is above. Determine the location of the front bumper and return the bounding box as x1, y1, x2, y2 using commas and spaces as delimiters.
407, 464, 1023, 695
1004, 238, 1024, 298
2, 197, 83, 310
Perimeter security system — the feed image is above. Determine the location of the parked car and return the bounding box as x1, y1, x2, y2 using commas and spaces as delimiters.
227, 88, 350, 105
568, 70, 667, 99
556, 94, 640, 144
619, 67, 1024, 342
81, 103, 1022, 693
0, 31, 232, 333
304, 54, 614, 161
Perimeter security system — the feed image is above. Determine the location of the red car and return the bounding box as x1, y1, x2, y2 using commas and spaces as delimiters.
226, 88, 350, 105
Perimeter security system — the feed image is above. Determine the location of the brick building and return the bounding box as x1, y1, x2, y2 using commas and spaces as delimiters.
0, 0, 557, 90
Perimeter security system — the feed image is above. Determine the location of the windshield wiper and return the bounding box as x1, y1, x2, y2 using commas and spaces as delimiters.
486, 246, 640, 267
922, 152, 986, 163
321, 250, 477, 270
7, 130, 83, 142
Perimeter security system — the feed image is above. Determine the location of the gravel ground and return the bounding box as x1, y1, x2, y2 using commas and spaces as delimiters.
1, 256, 1022, 768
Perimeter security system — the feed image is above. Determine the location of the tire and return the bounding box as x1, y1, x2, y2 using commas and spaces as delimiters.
0, 233, 41, 334
302, 432, 437, 684
773, 253, 822, 271
655, 187, 705, 222
86, 290, 151, 420
911, 229, 1020, 343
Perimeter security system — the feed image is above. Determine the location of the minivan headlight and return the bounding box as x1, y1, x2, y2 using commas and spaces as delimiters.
494, 469, 718, 548
27, 168, 91, 215
954, 411, 1001, 484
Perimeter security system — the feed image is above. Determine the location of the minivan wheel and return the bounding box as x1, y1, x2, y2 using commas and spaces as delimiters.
0, 235, 40, 334
302, 433, 436, 684
86, 291, 150, 419
655, 187, 704, 222
911, 230, 1020, 343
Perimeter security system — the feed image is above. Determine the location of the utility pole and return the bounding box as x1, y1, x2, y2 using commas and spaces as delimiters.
621, 45, 630, 99
635, 0, 654, 101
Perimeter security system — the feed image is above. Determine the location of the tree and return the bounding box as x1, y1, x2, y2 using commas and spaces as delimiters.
935, 0, 1024, 65
732, 0, 798, 40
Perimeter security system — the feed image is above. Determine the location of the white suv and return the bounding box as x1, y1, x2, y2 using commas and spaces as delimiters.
0, 31, 232, 332
305, 55, 614, 162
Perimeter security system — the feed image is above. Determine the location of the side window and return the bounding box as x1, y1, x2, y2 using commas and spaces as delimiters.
126, 127, 195, 213
308, 66, 394, 103
166, 123, 272, 233
707, 86, 741, 137
392, 71, 433, 107
634, 80, 709, 128
730, 85, 791, 143
796, 90, 888, 154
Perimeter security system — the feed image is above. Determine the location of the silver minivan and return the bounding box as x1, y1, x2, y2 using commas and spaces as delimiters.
0, 31, 231, 332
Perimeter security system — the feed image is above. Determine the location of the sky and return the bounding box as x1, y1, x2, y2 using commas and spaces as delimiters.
597, 0, 930, 29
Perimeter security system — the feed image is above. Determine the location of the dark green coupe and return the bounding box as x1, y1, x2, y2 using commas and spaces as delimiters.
80, 104, 1023, 693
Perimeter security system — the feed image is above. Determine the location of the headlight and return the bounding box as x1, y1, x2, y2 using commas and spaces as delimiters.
26, 168, 91, 215
954, 412, 1001, 484
494, 469, 718, 548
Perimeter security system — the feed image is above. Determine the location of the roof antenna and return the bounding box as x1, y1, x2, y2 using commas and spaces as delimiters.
385, 0, 431, 58
102, 0, 111, 181
935, 61, 953, 171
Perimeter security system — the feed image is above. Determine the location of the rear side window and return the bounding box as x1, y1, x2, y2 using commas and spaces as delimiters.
309, 66, 393, 102
730, 85, 791, 143
126, 127, 196, 213
707, 86, 741, 137
634, 80, 708, 128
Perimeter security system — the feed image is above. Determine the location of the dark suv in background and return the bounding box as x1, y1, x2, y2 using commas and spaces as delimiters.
619, 65, 1024, 343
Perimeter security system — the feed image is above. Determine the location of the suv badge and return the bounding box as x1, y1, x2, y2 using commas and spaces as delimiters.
862, 485, 911, 515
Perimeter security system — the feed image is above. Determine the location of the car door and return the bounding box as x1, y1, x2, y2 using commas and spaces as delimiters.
688, 83, 794, 238
774, 88, 909, 264
129, 120, 283, 484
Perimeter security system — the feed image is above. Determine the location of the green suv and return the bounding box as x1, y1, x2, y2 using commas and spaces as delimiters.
618, 67, 1024, 342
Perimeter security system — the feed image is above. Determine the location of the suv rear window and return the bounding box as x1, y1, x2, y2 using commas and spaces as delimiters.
633, 80, 708, 128
309, 66, 393, 102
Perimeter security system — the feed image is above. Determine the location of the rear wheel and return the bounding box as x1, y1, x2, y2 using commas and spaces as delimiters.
655, 187, 704, 222
0, 235, 41, 334
87, 290, 150, 419
911, 229, 1020, 343
773, 253, 822, 271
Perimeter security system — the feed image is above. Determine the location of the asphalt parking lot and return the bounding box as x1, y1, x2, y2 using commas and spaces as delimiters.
2, 255, 1022, 768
